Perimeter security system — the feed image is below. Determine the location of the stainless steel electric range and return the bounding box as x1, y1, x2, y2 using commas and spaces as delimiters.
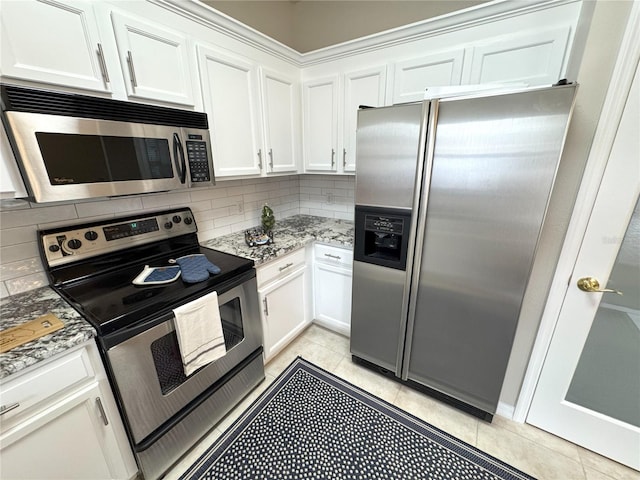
38, 207, 264, 479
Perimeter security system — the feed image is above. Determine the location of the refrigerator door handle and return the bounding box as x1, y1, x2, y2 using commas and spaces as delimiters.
397, 100, 440, 380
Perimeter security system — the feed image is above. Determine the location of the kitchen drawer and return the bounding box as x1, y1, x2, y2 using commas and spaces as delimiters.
256, 248, 306, 288
314, 244, 353, 269
0, 346, 94, 430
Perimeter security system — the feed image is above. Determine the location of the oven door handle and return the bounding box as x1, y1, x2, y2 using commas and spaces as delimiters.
173, 133, 187, 184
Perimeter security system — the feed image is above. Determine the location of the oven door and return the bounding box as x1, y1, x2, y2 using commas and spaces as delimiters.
106, 274, 261, 444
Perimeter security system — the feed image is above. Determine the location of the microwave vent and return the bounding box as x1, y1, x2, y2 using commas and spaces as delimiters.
0, 84, 208, 129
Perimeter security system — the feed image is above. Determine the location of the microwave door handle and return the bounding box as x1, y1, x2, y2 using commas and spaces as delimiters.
173, 133, 187, 184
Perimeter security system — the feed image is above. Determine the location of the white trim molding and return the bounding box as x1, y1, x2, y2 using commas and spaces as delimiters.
155, 0, 582, 67
513, 0, 640, 423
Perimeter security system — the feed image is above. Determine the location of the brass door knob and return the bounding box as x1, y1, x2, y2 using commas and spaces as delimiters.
577, 277, 623, 295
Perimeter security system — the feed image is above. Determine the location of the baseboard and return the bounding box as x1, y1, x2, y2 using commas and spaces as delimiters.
496, 401, 516, 420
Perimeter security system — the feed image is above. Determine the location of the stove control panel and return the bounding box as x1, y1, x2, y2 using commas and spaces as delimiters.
40, 208, 198, 267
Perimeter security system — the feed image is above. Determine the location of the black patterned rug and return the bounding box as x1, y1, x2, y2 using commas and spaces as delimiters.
179, 357, 535, 480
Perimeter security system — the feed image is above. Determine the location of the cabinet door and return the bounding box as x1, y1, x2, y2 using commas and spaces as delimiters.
313, 263, 352, 336
343, 66, 387, 172
111, 11, 195, 106
0, 0, 111, 93
198, 46, 263, 177
259, 267, 308, 362
391, 49, 464, 104
260, 68, 299, 174
467, 27, 570, 86
0, 382, 129, 480
303, 76, 339, 172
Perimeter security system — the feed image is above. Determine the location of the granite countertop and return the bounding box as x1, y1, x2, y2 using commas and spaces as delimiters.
201, 215, 354, 265
0, 287, 96, 380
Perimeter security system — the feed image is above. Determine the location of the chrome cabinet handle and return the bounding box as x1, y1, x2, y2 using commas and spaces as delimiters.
268, 149, 274, 170
0, 403, 20, 416
127, 50, 138, 88
343, 148, 347, 168
278, 262, 294, 272
96, 43, 110, 83
257, 150, 263, 169
96, 397, 109, 426
324, 253, 341, 260
331, 149, 335, 168
263, 297, 269, 316
577, 277, 623, 295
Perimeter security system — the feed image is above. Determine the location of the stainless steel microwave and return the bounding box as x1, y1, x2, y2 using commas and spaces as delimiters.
1, 85, 214, 203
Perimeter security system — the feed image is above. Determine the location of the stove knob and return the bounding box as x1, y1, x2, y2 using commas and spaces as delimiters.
84, 230, 98, 241
184, 217, 193, 225
49, 244, 60, 253
67, 239, 82, 250
172, 215, 182, 224
164, 221, 173, 229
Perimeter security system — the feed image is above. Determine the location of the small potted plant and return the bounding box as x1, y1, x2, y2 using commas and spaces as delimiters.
261, 204, 275, 239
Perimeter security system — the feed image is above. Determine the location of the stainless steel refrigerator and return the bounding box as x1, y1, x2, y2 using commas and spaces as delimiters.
350, 84, 577, 420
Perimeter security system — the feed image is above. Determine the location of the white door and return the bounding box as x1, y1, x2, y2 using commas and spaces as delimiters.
260, 68, 299, 174
527, 58, 640, 468
303, 76, 339, 172
111, 11, 195, 106
0, 0, 111, 93
343, 66, 386, 172
197, 45, 263, 177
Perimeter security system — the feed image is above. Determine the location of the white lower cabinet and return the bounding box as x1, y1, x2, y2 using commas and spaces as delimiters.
312, 244, 353, 336
0, 342, 138, 480
257, 249, 311, 362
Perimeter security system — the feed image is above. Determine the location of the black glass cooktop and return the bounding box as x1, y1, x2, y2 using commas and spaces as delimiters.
53, 245, 253, 336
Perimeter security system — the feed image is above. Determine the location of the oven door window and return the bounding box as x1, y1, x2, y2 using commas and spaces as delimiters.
150, 297, 245, 395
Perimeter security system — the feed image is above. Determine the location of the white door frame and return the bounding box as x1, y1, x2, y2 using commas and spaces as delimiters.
514, 3, 640, 423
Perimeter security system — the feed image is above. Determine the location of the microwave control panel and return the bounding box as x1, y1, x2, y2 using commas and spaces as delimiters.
186, 140, 211, 183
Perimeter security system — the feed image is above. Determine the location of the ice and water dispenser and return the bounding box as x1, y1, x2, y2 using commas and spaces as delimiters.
353, 206, 411, 271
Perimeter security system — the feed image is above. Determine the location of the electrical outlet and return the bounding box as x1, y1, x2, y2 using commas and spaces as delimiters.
326, 193, 334, 204
236, 200, 244, 213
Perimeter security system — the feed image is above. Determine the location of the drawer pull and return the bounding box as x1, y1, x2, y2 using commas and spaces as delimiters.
0, 403, 20, 416
96, 397, 109, 426
263, 297, 269, 317
278, 262, 294, 272
324, 253, 342, 260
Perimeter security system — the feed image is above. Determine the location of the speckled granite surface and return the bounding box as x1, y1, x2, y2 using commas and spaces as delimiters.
0, 287, 96, 379
201, 215, 354, 264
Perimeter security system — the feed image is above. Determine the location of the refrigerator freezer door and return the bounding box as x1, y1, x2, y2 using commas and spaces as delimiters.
404, 85, 577, 414
350, 260, 407, 372
355, 103, 423, 209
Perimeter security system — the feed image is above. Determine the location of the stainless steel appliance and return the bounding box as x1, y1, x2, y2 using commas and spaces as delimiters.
39, 208, 263, 479
1, 84, 214, 203
351, 84, 578, 420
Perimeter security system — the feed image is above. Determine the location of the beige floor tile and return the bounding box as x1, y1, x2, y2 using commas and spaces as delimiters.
492, 415, 582, 463
584, 466, 633, 480
477, 422, 586, 480
265, 332, 346, 377
303, 323, 351, 356
332, 355, 402, 403
577, 446, 640, 480
393, 385, 479, 446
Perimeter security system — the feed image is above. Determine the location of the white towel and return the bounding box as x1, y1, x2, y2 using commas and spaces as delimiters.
173, 291, 227, 376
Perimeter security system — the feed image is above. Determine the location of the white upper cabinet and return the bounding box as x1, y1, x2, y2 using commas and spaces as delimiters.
466, 27, 571, 85
303, 76, 339, 172
391, 49, 465, 104
197, 46, 263, 177
111, 11, 196, 106
0, 0, 112, 93
260, 68, 300, 174
302, 66, 386, 174
343, 66, 386, 172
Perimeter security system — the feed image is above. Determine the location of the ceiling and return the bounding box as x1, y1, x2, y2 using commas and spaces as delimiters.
203, 1, 489, 53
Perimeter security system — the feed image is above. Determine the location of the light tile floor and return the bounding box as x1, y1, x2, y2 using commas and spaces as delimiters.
165, 324, 639, 480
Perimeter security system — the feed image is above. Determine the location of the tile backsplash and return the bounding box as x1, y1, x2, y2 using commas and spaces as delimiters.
0, 174, 355, 298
